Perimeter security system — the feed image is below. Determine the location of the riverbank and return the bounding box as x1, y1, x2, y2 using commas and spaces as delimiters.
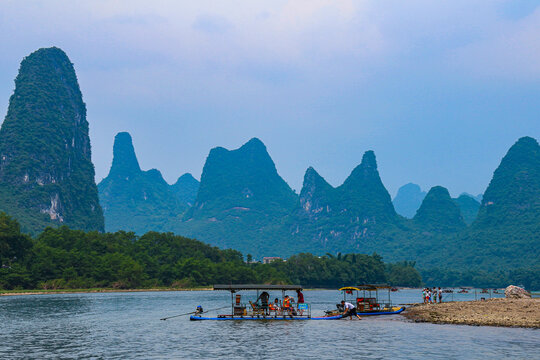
402, 298, 540, 328
0, 287, 355, 296
0, 287, 213, 296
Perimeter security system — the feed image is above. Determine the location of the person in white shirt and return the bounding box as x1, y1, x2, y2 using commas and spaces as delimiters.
341, 300, 361, 319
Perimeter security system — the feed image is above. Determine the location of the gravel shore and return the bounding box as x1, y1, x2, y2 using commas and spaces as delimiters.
402, 298, 540, 328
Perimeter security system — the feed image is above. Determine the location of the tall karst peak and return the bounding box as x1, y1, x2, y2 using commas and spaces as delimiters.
342, 150, 381, 187
299, 167, 334, 216
361, 150, 377, 168
338, 150, 397, 221
98, 132, 185, 234
240, 137, 266, 152
474, 136, 540, 227
302, 166, 329, 186
414, 186, 465, 232
0, 47, 103, 233
189, 137, 296, 218
110, 132, 141, 178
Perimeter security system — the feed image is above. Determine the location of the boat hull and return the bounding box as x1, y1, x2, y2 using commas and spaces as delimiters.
190, 314, 344, 321
357, 307, 405, 316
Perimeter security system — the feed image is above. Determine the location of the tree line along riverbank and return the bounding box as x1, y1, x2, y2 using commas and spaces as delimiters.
0, 213, 422, 291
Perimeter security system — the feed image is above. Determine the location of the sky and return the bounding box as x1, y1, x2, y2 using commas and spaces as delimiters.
0, 0, 539, 197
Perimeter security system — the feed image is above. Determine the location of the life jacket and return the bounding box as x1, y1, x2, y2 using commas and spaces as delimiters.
283, 297, 290, 307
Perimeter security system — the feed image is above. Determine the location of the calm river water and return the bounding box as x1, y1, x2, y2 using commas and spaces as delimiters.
1, 290, 538, 359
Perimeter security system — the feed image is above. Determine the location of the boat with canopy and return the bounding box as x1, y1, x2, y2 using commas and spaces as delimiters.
325, 285, 405, 316
190, 284, 343, 321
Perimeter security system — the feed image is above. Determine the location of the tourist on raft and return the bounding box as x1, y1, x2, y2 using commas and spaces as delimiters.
256, 291, 270, 315
283, 295, 297, 316
296, 289, 304, 303
296, 289, 305, 314
269, 298, 280, 314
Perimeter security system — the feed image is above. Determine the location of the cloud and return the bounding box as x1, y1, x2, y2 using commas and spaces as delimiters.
193, 14, 233, 34
0, 0, 538, 194
449, 7, 540, 80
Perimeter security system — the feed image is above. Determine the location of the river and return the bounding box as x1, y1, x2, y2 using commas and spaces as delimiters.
1, 289, 538, 359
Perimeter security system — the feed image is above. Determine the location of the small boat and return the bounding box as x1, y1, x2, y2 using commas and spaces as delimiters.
458, 289, 468, 294
190, 284, 343, 321
391, 287, 398, 292
325, 285, 405, 317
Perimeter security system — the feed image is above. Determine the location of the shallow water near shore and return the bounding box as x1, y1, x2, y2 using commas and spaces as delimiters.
1, 290, 537, 359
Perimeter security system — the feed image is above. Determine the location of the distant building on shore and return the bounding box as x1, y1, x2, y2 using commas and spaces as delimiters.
263, 257, 282, 264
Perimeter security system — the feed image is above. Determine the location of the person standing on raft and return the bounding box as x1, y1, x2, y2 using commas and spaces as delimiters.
256, 291, 270, 315
296, 289, 304, 303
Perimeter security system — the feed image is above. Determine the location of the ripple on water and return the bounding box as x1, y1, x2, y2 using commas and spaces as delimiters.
0, 290, 537, 359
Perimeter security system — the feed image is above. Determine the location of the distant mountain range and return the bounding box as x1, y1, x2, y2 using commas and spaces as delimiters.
393, 183, 426, 218
98, 132, 198, 233
99, 131, 538, 273
393, 183, 481, 225
0, 47, 538, 275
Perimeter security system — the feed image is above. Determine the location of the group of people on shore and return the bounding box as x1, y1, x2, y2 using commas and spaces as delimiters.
423, 287, 442, 303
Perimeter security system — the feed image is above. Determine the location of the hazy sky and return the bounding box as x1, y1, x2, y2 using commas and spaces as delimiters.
0, 1, 539, 197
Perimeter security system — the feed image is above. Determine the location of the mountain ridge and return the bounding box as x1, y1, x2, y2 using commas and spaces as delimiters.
98, 132, 187, 233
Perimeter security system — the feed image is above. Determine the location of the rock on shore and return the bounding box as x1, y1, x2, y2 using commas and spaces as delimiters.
505, 285, 531, 299
402, 298, 540, 328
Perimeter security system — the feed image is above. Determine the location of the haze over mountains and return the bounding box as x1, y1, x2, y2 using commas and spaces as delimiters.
393, 183, 426, 219
0, 47, 538, 278
100, 130, 539, 273
392, 183, 481, 225
98, 132, 198, 234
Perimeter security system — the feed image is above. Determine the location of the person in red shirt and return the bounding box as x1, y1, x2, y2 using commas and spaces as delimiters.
296, 289, 304, 303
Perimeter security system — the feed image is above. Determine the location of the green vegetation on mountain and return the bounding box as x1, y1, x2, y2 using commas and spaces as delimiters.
0, 47, 535, 291
187, 138, 297, 218
99, 134, 539, 290
452, 137, 540, 270
176, 138, 298, 253
475, 136, 539, 228
289, 151, 404, 255
297, 167, 334, 220
98, 132, 186, 233
413, 186, 466, 232
0, 47, 103, 234
0, 213, 421, 290
393, 183, 426, 218
171, 173, 199, 206
453, 194, 480, 225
